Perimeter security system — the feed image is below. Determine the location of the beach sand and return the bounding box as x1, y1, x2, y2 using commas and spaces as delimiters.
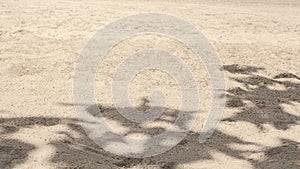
0, 0, 299, 168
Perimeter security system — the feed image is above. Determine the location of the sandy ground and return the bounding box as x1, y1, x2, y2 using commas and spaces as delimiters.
0, 0, 300, 168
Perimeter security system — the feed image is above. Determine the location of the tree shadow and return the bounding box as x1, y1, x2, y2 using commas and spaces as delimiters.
57, 102, 257, 168
223, 64, 300, 130
0, 139, 34, 169
0, 103, 257, 169
0, 64, 299, 168
255, 138, 300, 169
223, 64, 264, 75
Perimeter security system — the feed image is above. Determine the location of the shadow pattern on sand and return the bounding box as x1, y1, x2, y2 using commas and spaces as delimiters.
0, 64, 299, 169
223, 64, 300, 130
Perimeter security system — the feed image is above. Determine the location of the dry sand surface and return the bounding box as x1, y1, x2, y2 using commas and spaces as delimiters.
0, 0, 300, 168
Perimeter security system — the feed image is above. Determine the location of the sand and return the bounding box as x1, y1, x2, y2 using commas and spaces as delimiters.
0, 0, 299, 168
